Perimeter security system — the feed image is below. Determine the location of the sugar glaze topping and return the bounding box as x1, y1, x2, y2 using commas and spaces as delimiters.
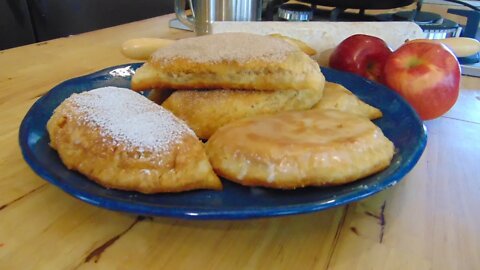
61, 87, 194, 152
152, 32, 298, 63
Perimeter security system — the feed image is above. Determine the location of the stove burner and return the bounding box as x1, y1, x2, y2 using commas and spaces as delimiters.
393, 11, 443, 25
273, 3, 465, 39
313, 8, 378, 21
278, 3, 313, 21
375, 10, 462, 39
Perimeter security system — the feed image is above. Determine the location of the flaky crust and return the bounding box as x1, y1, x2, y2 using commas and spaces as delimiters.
159, 80, 324, 139
312, 82, 383, 120
131, 33, 324, 92
206, 109, 394, 189
47, 88, 221, 193
269, 33, 317, 56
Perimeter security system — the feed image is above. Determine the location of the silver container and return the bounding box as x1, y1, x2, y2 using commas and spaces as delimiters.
175, 0, 263, 35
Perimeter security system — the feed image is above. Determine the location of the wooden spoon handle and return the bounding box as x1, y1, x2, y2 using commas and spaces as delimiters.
409, 37, 480, 58
121, 38, 175, 60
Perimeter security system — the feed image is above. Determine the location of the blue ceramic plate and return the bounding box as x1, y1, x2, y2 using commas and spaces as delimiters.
19, 64, 427, 220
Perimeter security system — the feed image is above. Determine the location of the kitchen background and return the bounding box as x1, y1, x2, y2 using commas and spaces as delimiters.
1, 0, 479, 76
1, 0, 174, 50
2, 0, 479, 49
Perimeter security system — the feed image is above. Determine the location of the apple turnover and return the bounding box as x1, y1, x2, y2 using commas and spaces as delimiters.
312, 82, 382, 120
47, 87, 221, 193
159, 84, 324, 139
268, 33, 317, 56
131, 32, 324, 93
206, 109, 394, 189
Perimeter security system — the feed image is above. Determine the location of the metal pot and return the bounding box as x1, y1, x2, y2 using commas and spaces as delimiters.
175, 0, 263, 35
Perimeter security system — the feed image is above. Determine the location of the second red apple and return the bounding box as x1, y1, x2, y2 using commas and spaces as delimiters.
383, 42, 460, 120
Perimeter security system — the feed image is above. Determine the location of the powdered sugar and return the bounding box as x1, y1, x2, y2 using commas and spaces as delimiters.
62, 87, 194, 152
152, 32, 298, 64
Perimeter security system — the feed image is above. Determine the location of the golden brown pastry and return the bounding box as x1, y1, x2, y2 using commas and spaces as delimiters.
312, 82, 383, 120
159, 84, 324, 139
148, 88, 174, 104
47, 87, 221, 193
206, 109, 394, 189
131, 32, 324, 92
269, 33, 317, 56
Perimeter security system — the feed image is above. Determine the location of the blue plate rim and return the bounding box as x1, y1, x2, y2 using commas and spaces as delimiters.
18, 63, 428, 220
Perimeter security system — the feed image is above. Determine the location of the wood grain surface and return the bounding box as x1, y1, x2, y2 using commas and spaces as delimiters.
1, 12, 479, 270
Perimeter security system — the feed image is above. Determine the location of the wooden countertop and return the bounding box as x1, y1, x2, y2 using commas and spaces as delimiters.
1, 13, 479, 270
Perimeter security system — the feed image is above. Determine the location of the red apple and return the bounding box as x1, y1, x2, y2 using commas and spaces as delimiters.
329, 34, 392, 82
383, 42, 460, 120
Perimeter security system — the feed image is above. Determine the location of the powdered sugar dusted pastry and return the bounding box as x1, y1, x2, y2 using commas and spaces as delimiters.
206, 109, 394, 189
47, 87, 221, 193
312, 82, 382, 120
131, 32, 324, 92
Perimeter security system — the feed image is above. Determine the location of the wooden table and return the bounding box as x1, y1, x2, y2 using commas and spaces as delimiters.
1, 13, 479, 270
